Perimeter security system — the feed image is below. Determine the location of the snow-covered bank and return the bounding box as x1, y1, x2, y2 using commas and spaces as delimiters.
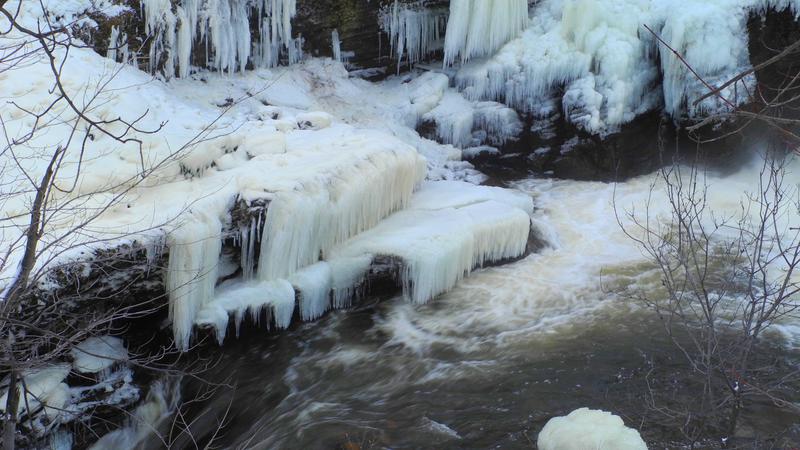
1, 2, 533, 354
0, 337, 138, 443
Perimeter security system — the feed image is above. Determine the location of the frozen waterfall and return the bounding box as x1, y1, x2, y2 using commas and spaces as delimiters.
141, 0, 298, 77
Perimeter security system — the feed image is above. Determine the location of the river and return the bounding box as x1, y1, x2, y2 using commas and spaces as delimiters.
159, 162, 800, 449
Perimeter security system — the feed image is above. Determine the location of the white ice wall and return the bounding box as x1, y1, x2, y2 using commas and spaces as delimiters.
450, 0, 800, 134
442, 0, 529, 66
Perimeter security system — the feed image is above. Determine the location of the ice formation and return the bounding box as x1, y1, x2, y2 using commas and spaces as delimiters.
89, 380, 179, 450
0, 365, 71, 423
289, 262, 333, 321
141, 0, 299, 77
414, 84, 523, 149
255, 145, 426, 280
106, 26, 132, 65
327, 181, 533, 304
537, 408, 647, 450
422, 92, 475, 148
442, 0, 529, 66
380, 1, 448, 69
195, 279, 296, 344
450, 0, 800, 133
1, 3, 532, 351
71, 336, 128, 374
194, 180, 533, 344
166, 212, 224, 350
331, 29, 342, 63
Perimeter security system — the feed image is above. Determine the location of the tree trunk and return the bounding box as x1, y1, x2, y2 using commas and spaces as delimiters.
725, 390, 742, 448
2, 369, 19, 450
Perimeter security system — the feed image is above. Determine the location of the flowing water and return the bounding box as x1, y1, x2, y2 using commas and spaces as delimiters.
168, 163, 800, 449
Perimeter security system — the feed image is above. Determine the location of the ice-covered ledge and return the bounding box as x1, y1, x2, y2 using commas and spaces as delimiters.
26, 178, 535, 351
195, 180, 534, 346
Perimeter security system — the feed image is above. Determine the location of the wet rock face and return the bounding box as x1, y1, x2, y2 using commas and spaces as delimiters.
77, 0, 439, 76
465, 113, 665, 182
465, 107, 766, 183
749, 7, 800, 99
294, 0, 389, 71
295, 0, 448, 74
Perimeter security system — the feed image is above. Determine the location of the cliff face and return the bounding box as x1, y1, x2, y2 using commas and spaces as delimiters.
77, 0, 447, 77
294, 0, 390, 70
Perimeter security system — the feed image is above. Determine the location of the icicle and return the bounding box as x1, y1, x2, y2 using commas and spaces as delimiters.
165, 213, 223, 351
287, 36, 304, 65
107, 26, 131, 65
139, 0, 299, 76
240, 216, 259, 280
107, 26, 119, 61
118, 32, 130, 65
422, 92, 475, 148
256, 147, 426, 281
473, 101, 523, 146
443, 0, 528, 67
177, 0, 198, 75
144, 234, 166, 275
194, 279, 296, 343
379, 0, 448, 69
142, 0, 177, 76
331, 29, 342, 62
329, 256, 372, 309
327, 181, 533, 305
289, 262, 332, 321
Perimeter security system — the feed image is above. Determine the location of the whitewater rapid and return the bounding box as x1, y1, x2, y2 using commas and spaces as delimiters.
169, 158, 800, 449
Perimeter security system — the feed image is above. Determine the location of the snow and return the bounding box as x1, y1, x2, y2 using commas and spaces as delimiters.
1, 3, 534, 350
71, 336, 128, 374
0, 365, 71, 424
537, 408, 647, 450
